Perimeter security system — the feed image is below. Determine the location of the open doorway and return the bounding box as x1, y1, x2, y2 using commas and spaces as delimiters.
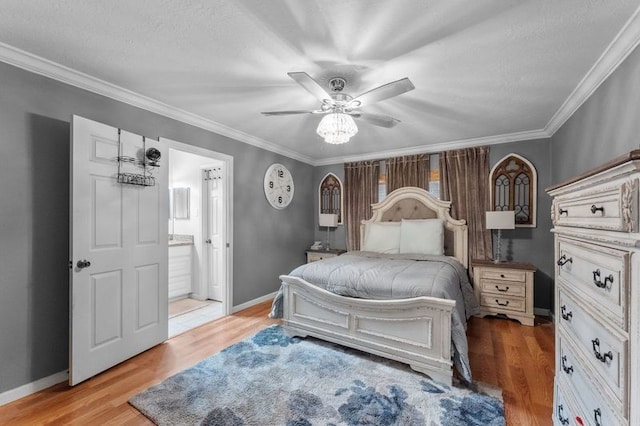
165, 139, 233, 337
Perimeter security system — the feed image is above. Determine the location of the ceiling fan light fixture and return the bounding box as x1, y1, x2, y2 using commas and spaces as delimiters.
316, 112, 358, 144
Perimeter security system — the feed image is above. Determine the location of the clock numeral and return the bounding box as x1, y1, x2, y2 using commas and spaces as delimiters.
269, 181, 273, 189
286, 185, 291, 192
278, 196, 283, 204
278, 170, 284, 178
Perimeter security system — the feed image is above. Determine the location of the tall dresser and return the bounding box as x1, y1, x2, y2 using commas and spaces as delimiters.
547, 150, 640, 426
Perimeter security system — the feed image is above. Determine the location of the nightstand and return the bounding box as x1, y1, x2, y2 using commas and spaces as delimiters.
471, 259, 535, 326
306, 249, 346, 263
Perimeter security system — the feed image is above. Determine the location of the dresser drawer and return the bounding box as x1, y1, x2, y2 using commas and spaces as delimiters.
556, 236, 628, 329
553, 182, 637, 232
554, 380, 584, 426
479, 294, 525, 312
557, 288, 628, 406
557, 335, 627, 425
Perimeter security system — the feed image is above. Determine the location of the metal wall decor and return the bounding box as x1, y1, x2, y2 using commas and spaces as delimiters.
116, 130, 160, 187
489, 153, 537, 227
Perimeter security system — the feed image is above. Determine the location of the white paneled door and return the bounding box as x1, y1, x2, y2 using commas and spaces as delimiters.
205, 167, 226, 302
70, 116, 168, 385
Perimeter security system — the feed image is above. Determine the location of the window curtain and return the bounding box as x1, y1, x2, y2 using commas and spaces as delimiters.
385, 154, 430, 193
440, 146, 492, 262
344, 160, 380, 251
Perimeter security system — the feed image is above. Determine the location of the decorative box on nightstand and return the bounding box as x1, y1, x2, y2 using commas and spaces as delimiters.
471, 259, 536, 326
305, 249, 346, 263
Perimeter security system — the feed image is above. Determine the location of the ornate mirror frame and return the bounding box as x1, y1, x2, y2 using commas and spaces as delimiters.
489, 153, 537, 228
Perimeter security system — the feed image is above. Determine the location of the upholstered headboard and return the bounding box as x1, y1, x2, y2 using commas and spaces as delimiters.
359, 186, 469, 268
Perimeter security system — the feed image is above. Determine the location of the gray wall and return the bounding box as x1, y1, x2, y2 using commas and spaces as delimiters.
0, 61, 313, 394
551, 44, 640, 183
489, 139, 554, 311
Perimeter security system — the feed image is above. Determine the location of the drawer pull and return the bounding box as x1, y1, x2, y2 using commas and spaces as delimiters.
561, 355, 574, 374
558, 207, 568, 216
557, 404, 570, 425
591, 338, 613, 363
556, 255, 573, 266
495, 299, 509, 307
560, 305, 573, 321
592, 269, 614, 289
594, 408, 602, 426
495, 285, 510, 292
590, 204, 604, 215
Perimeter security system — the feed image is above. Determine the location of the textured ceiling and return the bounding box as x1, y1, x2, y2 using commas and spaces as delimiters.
1, 0, 639, 164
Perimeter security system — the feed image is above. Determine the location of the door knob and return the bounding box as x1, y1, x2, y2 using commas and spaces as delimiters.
77, 259, 91, 269
205, 239, 212, 244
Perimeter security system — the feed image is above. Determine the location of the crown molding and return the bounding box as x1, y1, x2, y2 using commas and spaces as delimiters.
0, 42, 315, 165
545, 6, 640, 135
1, 4, 640, 168
313, 129, 550, 166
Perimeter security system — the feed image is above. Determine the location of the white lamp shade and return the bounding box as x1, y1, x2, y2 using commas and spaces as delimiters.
486, 211, 515, 230
319, 213, 339, 227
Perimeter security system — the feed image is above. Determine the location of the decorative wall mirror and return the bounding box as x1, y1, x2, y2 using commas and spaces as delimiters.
319, 173, 343, 224
171, 187, 190, 220
489, 153, 537, 227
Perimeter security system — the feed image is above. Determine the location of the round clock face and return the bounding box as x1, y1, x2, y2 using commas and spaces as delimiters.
264, 163, 294, 209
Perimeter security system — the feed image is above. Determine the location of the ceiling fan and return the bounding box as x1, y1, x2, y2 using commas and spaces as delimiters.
261, 72, 414, 143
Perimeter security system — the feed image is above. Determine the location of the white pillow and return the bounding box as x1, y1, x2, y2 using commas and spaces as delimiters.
399, 219, 444, 256
362, 222, 401, 254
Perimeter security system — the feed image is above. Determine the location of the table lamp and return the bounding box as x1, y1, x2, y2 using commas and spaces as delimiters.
319, 213, 338, 250
486, 211, 515, 263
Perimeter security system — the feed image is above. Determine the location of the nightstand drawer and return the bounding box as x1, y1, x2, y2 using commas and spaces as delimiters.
306, 250, 345, 263
480, 294, 526, 312
478, 268, 527, 283
480, 280, 526, 297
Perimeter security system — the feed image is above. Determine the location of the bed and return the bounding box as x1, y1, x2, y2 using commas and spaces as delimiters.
271, 186, 478, 385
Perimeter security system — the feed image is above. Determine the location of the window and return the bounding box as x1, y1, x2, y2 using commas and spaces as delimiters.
377, 154, 440, 200
319, 173, 343, 224
489, 153, 537, 227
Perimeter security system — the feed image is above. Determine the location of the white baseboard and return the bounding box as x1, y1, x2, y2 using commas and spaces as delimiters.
232, 291, 277, 313
0, 370, 68, 407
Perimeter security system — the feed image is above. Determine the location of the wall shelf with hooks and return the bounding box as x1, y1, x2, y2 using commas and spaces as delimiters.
115, 132, 161, 187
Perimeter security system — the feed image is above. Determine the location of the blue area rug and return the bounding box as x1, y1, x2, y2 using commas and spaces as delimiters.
130, 325, 504, 425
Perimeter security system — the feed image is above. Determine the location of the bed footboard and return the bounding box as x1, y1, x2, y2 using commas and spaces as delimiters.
279, 275, 456, 385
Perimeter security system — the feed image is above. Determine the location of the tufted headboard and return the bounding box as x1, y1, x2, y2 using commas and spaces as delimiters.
359, 186, 469, 269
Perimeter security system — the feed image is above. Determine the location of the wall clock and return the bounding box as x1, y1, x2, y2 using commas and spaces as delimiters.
264, 163, 294, 209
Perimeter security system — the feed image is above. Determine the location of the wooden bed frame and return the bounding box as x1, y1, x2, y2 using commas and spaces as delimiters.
279, 187, 468, 385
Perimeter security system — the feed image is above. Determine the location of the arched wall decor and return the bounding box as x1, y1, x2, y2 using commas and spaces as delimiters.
489, 153, 537, 227
319, 173, 343, 224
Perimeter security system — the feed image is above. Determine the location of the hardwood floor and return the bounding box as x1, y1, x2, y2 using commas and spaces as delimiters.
0, 300, 554, 425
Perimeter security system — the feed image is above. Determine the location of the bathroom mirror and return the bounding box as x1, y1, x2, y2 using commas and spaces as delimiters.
171, 187, 190, 219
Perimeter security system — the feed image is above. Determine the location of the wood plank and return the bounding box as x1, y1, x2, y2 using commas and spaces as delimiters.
0, 300, 554, 425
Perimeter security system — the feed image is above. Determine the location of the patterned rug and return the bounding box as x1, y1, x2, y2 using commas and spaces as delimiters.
130, 325, 505, 425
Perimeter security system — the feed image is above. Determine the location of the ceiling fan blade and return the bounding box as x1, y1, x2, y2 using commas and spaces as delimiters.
261, 110, 313, 116
351, 112, 401, 128
288, 72, 333, 103
261, 110, 324, 116
350, 78, 415, 108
